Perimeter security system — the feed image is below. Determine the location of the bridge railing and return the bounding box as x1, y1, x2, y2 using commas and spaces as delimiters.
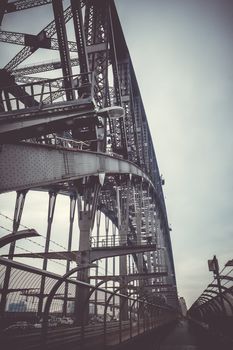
0, 72, 94, 113
89, 235, 132, 248
0, 257, 178, 349
188, 258, 233, 345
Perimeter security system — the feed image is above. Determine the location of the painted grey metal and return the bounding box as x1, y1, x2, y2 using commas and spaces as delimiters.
0, 229, 39, 248
0, 143, 154, 193
41, 264, 94, 347
7, 243, 157, 262
89, 271, 168, 282
0, 0, 180, 341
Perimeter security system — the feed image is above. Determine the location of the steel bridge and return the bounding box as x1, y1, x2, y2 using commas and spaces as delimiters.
0, 1, 179, 349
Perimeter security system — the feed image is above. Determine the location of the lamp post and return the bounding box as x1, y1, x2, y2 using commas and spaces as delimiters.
208, 255, 226, 316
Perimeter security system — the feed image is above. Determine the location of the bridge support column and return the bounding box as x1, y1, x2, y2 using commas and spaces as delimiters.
134, 182, 144, 290
75, 177, 101, 325
117, 180, 129, 321
52, 0, 74, 101
0, 190, 27, 321
75, 214, 91, 324
38, 190, 57, 317
94, 210, 101, 315
63, 194, 76, 316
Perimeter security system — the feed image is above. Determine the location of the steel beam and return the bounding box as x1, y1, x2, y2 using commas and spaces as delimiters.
4, 5, 73, 71
0, 143, 154, 193
0, 190, 27, 319
0, 98, 95, 142
0, 29, 83, 52
70, 0, 89, 79
5, 0, 52, 13
63, 194, 76, 316
5, 244, 157, 262
90, 242, 157, 262
37, 190, 57, 316
89, 272, 168, 282
0, 229, 39, 248
0, 0, 8, 25
52, 0, 74, 101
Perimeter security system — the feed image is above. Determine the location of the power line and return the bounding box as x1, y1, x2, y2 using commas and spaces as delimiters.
0, 212, 67, 249
0, 222, 68, 267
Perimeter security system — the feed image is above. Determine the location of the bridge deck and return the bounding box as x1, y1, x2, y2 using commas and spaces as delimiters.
143, 319, 233, 350
159, 319, 202, 350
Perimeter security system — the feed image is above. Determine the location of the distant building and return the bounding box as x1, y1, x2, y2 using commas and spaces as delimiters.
67, 301, 75, 314
179, 297, 187, 316
8, 301, 27, 312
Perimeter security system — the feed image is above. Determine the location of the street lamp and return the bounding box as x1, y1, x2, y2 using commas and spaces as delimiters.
97, 106, 125, 119
208, 255, 226, 316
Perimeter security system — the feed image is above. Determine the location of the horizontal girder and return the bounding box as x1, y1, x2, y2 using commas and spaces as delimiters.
0, 98, 96, 142
0, 142, 154, 193
89, 271, 168, 282
5, 0, 52, 13
3, 244, 157, 263
12, 58, 79, 76
0, 229, 39, 248
0, 29, 78, 52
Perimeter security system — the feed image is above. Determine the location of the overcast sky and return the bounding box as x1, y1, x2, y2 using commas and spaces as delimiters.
116, 0, 233, 306
0, 0, 233, 308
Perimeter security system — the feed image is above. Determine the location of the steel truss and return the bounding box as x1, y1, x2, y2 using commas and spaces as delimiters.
0, 0, 179, 339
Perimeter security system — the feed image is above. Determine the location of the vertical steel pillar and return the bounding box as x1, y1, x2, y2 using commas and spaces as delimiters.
75, 177, 101, 325
38, 190, 57, 316
135, 182, 144, 291
0, 0, 7, 26
0, 89, 5, 112
70, 0, 89, 83
52, 0, 74, 101
108, 3, 128, 158
118, 180, 130, 321
94, 210, 101, 315
112, 222, 116, 318
105, 216, 109, 302
0, 190, 27, 319
63, 194, 76, 316
84, 0, 109, 108
75, 208, 92, 325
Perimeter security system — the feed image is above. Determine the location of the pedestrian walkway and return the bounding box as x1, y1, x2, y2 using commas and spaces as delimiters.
159, 319, 199, 350
120, 318, 232, 350
157, 318, 233, 350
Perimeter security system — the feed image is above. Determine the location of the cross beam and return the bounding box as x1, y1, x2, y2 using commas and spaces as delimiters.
89, 272, 168, 282
3, 244, 157, 262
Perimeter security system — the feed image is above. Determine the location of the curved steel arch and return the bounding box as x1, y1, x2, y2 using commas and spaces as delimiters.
199, 299, 220, 316
0, 143, 155, 193
198, 295, 223, 316
41, 264, 94, 345
0, 229, 39, 248
102, 286, 142, 345
202, 290, 233, 315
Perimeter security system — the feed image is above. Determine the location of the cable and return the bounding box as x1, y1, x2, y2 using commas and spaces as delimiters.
14, 245, 66, 268
0, 212, 67, 250
0, 223, 69, 267
0, 225, 12, 233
